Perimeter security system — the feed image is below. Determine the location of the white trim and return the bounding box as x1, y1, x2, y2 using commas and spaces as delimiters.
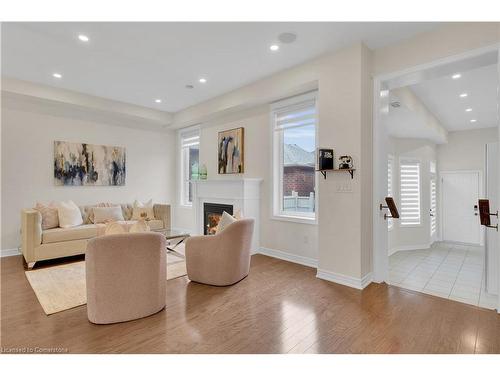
316, 269, 372, 290
389, 243, 433, 256
270, 215, 317, 226
257, 247, 317, 268
1, 248, 21, 257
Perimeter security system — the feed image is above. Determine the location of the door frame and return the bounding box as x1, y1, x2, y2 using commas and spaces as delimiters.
371, 44, 500, 314
439, 170, 483, 246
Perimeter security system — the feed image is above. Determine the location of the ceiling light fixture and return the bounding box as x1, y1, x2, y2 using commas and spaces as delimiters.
470, 119, 477, 123
155, 99, 162, 103
465, 108, 472, 112
199, 78, 207, 83
459, 93, 468, 98
52, 73, 62, 78
269, 44, 279, 51
78, 34, 89, 42
452, 73, 461, 79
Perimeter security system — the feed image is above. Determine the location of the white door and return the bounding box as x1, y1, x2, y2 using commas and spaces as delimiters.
441, 171, 481, 245
486, 143, 498, 294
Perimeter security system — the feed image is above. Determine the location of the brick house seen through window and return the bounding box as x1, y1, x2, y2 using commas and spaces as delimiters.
282, 143, 315, 213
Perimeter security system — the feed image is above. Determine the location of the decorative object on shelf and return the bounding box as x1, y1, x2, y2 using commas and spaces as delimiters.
218, 127, 244, 174
199, 164, 208, 180
191, 162, 199, 180
338, 155, 353, 170
54, 141, 126, 186
317, 148, 334, 171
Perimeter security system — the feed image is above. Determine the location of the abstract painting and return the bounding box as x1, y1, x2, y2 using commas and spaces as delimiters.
218, 127, 244, 174
54, 141, 126, 186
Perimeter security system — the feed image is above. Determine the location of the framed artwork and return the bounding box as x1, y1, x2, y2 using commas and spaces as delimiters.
54, 141, 126, 186
218, 127, 244, 174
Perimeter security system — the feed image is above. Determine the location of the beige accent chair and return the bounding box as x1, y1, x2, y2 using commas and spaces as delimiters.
86, 232, 166, 324
21, 203, 170, 269
185, 218, 254, 286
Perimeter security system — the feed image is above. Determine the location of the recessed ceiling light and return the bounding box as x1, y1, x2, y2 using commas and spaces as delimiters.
52, 73, 62, 78
459, 93, 468, 98
470, 119, 477, 123
78, 34, 89, 42
269, 44, 280, 51
199, 78, 207, 83
465, 108, 472, 112
154, 99, 162, 103
452, 73, 461, 79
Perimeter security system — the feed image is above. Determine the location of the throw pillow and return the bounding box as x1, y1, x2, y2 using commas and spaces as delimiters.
87, 202, 120, 223
129, 220, 151, 233
34, 202, 59, 230
93, 206, 125, 224
132, 199, 155, 220
55, 200, 83, 228
104, 222, 127, 235
216, 211, 237, 234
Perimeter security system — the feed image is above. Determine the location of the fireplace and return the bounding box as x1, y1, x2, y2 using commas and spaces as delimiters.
203, 203, 233, 235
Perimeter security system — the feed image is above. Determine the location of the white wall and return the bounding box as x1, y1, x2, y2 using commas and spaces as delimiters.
388, 138, 437, 253
173, 106, 318, 261
1, 95, 176, 251
438, 128, 498, 173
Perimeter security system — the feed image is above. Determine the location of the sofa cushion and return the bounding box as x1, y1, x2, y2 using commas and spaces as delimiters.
42, 224, 99, 244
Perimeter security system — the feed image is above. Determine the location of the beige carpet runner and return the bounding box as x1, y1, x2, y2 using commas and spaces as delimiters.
25, 247, 187, 315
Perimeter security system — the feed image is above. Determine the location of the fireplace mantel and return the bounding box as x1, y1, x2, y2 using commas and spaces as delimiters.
191, 178, 262, 253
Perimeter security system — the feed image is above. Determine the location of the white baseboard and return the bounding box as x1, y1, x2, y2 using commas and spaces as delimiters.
1, 248, 21, 257
316, 269, 372, 290
389, 242, 433, 255
257, 247, 318, 268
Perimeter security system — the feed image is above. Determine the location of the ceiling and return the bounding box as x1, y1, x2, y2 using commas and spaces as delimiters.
1, 22, 440, 112
410, 63, 499, 132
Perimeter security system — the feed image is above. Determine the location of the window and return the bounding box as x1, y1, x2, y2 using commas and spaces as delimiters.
387, 154, 394, 230
430, 177, 437, 236
399, 160, 421, 226
179, 128, 200, 206
271, 92, 317, 221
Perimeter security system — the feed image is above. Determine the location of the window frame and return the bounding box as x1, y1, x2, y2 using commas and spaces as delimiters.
399, 158, 422, 227
270, 91, 318, 225
178, 126, 200, 208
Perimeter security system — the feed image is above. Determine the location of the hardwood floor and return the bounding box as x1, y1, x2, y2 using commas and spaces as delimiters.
1, 254, 499, 353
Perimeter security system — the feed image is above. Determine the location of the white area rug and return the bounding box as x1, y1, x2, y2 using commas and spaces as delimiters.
25, 245, 187, 315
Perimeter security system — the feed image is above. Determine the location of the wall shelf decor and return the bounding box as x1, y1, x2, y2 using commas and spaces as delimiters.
316, 168, 356, 179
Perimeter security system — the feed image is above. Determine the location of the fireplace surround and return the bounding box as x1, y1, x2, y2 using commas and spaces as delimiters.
191, 178, 262, 253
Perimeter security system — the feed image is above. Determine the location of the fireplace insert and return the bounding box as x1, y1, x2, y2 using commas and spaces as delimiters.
203, 203, 233, 235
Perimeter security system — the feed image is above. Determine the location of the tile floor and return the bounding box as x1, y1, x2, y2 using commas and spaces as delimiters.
388, 242, 498, 310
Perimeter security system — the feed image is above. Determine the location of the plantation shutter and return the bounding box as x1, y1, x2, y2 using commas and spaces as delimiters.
430, 178, 437, 235
387, 155, 394, 230
400, 161, 421, 226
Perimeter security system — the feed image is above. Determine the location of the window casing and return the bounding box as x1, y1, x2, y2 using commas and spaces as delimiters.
271, 92, 317, 222
399, 160, 421, 226
179, 128, 200, 206
387, 154, 394, 230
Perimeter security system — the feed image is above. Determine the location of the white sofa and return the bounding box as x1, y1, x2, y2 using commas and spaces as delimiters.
21, 203, 170, 269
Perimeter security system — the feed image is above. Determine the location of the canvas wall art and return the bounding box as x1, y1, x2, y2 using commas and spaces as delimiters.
218, 127, 244, 174
54, 141, 126, 186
